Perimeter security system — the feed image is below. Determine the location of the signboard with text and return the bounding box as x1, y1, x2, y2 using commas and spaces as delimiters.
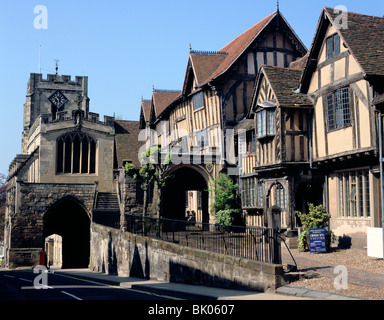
308, 228, 327, 254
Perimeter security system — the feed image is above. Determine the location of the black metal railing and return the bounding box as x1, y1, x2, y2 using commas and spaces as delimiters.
125, 214, 281, 264
93, 210, 120, 229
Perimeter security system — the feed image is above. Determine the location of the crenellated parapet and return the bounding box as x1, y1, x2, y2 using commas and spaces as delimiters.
28, 73, 87, 88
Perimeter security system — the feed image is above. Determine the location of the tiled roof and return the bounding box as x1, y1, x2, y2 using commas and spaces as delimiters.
324, 7, 384, 76
288, 52, 309, 71
208, 12, 276, 82
189, 53, 227, 85
149, 10, 307, 121
152, 90, 181, 118
114, 120, 142, 168
261, 65, 312, 107
234, 118, 254, 134
141, 100, 151, 122
301, 7, 384, 92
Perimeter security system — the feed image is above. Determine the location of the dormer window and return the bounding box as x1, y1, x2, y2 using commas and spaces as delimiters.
326, 33, 340, 60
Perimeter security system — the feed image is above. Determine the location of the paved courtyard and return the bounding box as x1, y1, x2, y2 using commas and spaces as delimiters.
282, 246, 384, 300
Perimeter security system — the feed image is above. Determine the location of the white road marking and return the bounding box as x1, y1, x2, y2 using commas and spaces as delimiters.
55, 273, 182, 300
22, 285, 109, 290
19, 278, 33, 283
60, 290, 83, 300
3, 275, 15, 278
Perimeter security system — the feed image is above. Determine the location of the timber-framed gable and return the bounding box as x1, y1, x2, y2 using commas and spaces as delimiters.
299, 7, 384, 249
138, 9, 308, 222
239, 63, 312, 230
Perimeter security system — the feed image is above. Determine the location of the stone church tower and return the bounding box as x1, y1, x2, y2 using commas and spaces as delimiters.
5, 73, 117, 268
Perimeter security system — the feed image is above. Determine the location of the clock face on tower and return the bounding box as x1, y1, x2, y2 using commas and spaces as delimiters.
49, 90, 68, 109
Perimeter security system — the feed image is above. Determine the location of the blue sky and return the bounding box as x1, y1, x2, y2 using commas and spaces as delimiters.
0, 0, 383, 174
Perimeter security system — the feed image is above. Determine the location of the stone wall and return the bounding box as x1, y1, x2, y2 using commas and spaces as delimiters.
90, 223, 285, 292
5, 182, 95, 268
118, 171, 143, 216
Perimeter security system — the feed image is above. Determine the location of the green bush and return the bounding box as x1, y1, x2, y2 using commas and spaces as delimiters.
296, 203, 335, 252
215, 209, 242, 226
208, 174, 241, 226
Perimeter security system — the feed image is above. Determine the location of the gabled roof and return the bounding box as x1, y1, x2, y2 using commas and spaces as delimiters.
147, 10, 308, 123
182, 52, 227, 95
324, 7, 384, 76
141, 100, 151, 122
114, 120, 142, 168
151, 90, 181, 120
182, 10, 307, 91
288, 51, 310, 71
301, 7, 384, 93
209, 12, 277, 81
234, 118, 254, 134
139, 99, 151, 129
190, 52, 227, 86
251, 65, 312, 113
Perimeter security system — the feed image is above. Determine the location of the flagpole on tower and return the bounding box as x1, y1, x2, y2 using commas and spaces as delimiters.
39, 45, 41, 74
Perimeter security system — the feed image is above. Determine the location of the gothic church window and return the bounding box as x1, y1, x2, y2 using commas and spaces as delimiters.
57, 133, 96, 174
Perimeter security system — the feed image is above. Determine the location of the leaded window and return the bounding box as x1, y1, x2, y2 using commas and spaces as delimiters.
326, 33, 340, 60
338, 170, 370, 218
326, 87, 350, 131
241, 177, 263, 209
275, 183, 286, 210
193, 91, 205, 111
256, 109, 275, 138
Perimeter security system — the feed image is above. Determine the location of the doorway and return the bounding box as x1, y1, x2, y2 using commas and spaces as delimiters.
43, 197, 90, 268
162, 166, 209, 223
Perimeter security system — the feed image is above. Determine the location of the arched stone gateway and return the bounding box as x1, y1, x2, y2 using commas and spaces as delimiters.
4, 182, 95, 268
43, 196, 90, 268
162, 165, 211, 223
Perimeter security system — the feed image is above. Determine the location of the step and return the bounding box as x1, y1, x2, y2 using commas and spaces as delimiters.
96, 192, 120, 210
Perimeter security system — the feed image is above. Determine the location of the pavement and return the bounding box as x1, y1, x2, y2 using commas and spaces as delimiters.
14, 245, 376, 300
279, 246, 382, 300
53, 268, 360, 300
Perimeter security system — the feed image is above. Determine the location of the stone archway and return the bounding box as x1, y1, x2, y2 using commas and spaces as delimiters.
43, 196, 90, 268
162, 165, 210, 223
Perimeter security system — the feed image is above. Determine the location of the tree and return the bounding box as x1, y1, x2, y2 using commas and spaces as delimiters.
208, 174, 242, 226
125, 146, 172, 217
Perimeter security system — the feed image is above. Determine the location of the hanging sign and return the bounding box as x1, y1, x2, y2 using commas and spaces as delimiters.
308, 228, 327, 253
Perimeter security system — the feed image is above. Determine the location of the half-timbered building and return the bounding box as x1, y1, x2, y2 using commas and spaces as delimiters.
239, 63, 314, 237
298, 7, 384, 249
238, 7, 384, 250
138, 9, 307, 223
